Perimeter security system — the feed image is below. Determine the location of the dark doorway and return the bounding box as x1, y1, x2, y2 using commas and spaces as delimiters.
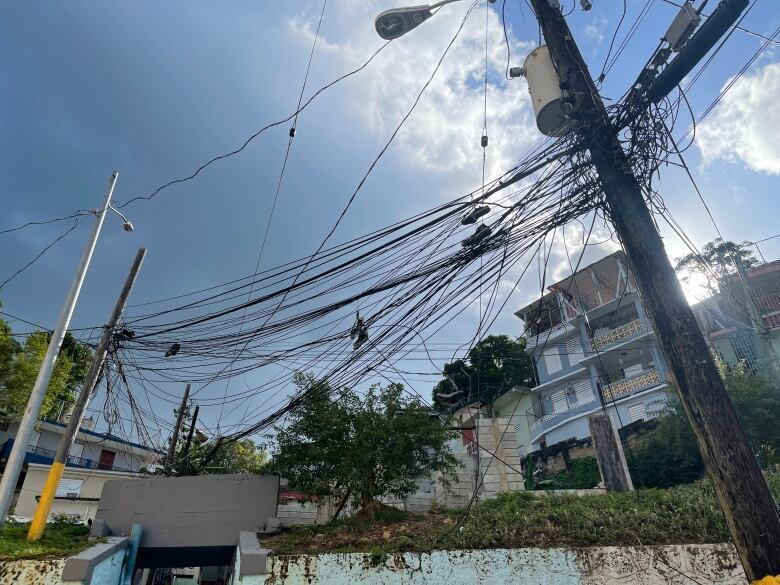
98, 449, 116, 470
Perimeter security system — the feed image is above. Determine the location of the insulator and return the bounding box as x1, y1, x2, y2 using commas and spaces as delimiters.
481, 135, 488, 148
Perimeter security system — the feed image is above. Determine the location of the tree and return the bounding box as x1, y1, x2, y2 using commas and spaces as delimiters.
171, 406, 266, 475
432, 335, 534, 411
194, 438, 266, 474
0, 309, 94, 420
269, 374, 457, 511
629, 362, 780, 487
674, 238, 758, 297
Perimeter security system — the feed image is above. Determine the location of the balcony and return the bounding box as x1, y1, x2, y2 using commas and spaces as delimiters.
525, 320, 576, 351
590, 318, 643, 352
529, 394, 599, 440
0, 440, 134, 473
601, 367, 663, 402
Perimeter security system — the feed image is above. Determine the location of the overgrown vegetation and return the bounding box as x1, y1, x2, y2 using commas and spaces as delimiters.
536, 457, 600, 490
0, 519, 91, 561
432, 335, 534, 411
268, 375, 457, 510
262, 473, 780, 555
628, 365, 780, 488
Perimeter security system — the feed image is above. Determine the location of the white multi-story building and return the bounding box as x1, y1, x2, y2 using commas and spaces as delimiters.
515, 251, 671, 451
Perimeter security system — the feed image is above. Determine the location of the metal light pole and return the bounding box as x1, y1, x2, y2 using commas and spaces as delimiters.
0, 172, 121, 527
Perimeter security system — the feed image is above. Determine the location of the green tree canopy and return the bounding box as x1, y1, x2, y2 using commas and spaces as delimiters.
170, 404, 266, 475
674, 238, 758, 296
629, 363, 780, 488
268, 374, 457, 510
0, 309, 93, 420
432, 334, 534, 411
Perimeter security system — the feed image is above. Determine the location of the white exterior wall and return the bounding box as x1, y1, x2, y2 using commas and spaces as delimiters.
14, 463, 145, 521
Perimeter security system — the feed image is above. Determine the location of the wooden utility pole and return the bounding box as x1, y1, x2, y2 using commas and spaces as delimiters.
165, 384, 191, 475
529, 1, 780, 580
27, 247, 147, 542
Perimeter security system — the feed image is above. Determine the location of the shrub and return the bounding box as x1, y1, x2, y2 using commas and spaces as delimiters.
536, 457, 600, 490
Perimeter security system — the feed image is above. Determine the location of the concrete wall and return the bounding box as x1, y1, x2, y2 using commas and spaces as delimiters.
0, 559, 64, 585
60, 536, 129, 585
15, 463, 139, 520
95, 474, 279, 548
262, 544, 745, 584
276, 501, 320, 527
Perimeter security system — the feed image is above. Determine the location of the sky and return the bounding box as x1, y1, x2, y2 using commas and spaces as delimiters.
1, 0, 779, 447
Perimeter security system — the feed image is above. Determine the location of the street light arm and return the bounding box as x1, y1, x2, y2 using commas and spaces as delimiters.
430, 0, 465, 9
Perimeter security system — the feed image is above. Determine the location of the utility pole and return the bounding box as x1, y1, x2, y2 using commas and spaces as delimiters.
181, 404, 200, 469
164, 384, 191, 475
27, 247, 147, 542
528, 1, 780, 580
587, 413, 633, 492
734, 256, 779, 375
0, 172, 119, 528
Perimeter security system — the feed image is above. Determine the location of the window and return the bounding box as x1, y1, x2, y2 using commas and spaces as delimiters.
574, 379, 593, 404
566, 336, 585, 364
730, 333, 760, 371
55, 478, 83, 499
543, 347, 562, 374
551, 390, 568, 413
69, 442, 84, 458
628, 403, 646, 423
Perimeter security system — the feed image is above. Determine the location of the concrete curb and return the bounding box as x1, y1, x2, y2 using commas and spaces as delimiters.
61, 536, 129, 583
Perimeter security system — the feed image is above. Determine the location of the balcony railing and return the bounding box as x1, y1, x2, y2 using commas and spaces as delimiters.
590, 318, 643, 351
525, 320, 575, 349
529, 394, 599, 435
601, 367, 662, 402
25, 444, 134, 473
755, 290, 780, 314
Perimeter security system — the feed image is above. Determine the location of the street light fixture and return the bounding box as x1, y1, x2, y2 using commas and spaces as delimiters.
375, 0, 464, 40
108, 203, 135, 232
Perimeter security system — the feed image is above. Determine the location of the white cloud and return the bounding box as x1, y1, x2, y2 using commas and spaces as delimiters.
697, 61, 780, 175
584, 15, 607, 46
290, 1, 540, 178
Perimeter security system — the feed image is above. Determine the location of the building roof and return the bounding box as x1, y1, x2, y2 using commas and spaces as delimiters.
514, 250, 626, 317
42, 419, 161, 454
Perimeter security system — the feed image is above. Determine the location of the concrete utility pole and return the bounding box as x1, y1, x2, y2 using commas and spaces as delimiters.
164, 384, 191, 475
0, 172, 119, 528
27, 247, 147, 542
528, 1, 780, 579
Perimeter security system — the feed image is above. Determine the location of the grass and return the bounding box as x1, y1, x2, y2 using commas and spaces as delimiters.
0, 521, 91, 561
262, 473, 780, 555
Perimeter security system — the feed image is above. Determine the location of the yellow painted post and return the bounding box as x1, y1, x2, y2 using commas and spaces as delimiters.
26, 462, 65, 541
26, 248, 146, 542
